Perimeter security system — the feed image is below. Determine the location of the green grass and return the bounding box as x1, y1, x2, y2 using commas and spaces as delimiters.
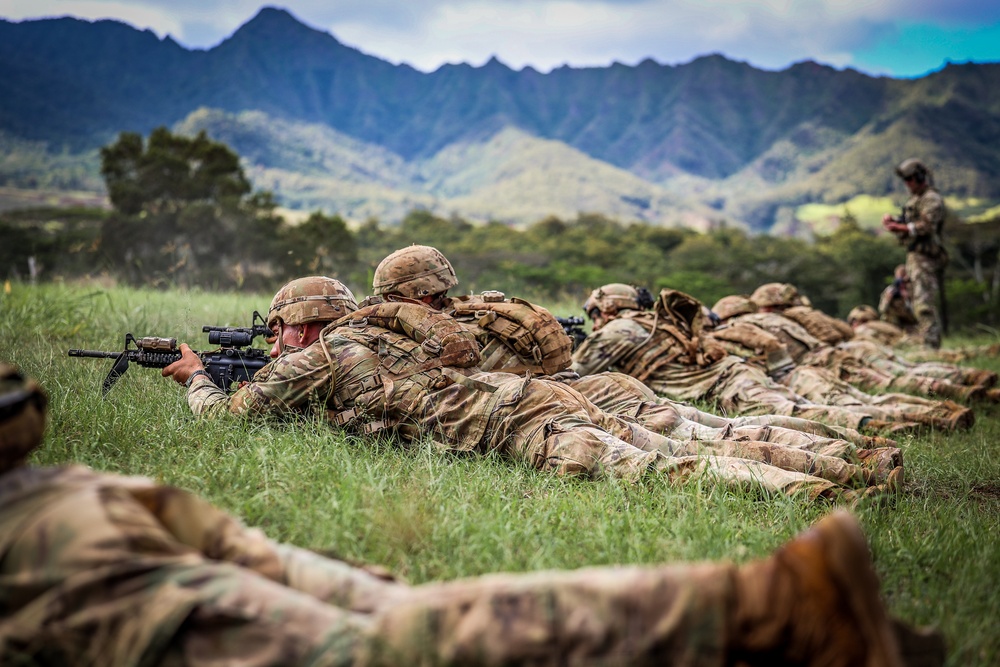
2, 282, 999, 665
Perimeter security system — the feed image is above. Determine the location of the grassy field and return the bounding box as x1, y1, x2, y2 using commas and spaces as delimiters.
2, 281, 998, 665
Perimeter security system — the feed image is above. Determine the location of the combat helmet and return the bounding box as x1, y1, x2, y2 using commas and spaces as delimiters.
372, 245, 458, 299
267, 276, 358, 328
848, 305, 879, 325
750, 283, 802, 309
0, 363, 48, 475
712, 295, 757, 321
583, 283, 641, 316
895, 158, 931, 184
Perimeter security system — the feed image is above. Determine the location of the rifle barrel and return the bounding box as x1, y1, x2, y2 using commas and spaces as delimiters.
68, 349, 120, 359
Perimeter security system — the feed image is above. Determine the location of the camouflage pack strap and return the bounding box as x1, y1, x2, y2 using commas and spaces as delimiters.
447, 295, 573, 375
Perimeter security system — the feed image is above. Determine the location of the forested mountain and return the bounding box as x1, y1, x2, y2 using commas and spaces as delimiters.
2, 6, 1000, 229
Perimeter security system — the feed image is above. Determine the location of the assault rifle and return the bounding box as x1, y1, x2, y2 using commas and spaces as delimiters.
69, 311, 271, 395
557, 316, 588, 350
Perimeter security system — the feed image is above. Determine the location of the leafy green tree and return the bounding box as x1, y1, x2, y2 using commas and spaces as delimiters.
100, 127, 251, 216
98, 128, 279, 288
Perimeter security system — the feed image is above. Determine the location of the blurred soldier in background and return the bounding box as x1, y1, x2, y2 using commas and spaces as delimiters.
882, 159, 948, 348
879, 265, 920, 332
0, 361, 944, 666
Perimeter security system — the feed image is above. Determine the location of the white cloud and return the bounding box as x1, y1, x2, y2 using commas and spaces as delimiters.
3, 0, 999, 73
2, 1, 185, 38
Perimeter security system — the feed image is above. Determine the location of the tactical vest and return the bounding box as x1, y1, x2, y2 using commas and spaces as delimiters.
707, 321, 794, 373
445, 292, 573, 376
324, 302, 483, 435
781, 307, 853, 346
732, 312, 821, 363
903, 188, 947, 261
613, 289, 726, 382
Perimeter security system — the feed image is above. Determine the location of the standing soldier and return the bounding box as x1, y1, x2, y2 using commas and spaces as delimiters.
882, 159, 948, 348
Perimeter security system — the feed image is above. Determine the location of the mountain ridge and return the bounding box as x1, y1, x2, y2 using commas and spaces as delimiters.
1, 7, 999, 229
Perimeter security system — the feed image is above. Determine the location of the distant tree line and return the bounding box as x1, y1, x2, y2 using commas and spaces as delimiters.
2, 128, 997, 329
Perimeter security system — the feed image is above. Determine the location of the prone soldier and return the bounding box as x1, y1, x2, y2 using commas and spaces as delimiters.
571, 284, 961, 435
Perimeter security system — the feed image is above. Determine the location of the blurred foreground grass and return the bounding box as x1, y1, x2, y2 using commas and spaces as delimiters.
1, 282, 998, 665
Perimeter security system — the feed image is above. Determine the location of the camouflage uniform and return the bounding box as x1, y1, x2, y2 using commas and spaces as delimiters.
719, 305, 987, 406
707, 303, 972, 430
570, 290, 890, 432
190, 307, 888, 499
889, 160, 948, 348
878, 281, 920, 332
0, 466, 922, 667
364, 253, 894, 493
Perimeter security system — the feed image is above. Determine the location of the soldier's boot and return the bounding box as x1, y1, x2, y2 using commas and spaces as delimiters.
961, 368, 997, 389
839, 466, 904, 505
938, 401, 975, 431
928, 380, 984, 403
729, 509, 934, 666
862, 419, 923, 436
855, 447, 904, 478
859, 434, 900, 449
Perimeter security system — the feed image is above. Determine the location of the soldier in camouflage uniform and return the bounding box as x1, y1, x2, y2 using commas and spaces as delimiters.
718, 293, 994, 407
571, 285, 961, 435
369, 247, 904, 487
0, 362, 945, 666
849, 305, 1000, 366
163, 276, 898, 500
878, 265, 920, 332
882, 159, 948, 348
748, 285, 995, 406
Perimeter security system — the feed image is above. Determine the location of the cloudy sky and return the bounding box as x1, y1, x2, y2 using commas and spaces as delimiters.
4, 0, 1000, 78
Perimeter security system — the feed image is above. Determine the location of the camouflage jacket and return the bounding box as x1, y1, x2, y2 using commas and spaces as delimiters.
901, 187, 946, 258
571, 311, 727, 380
0, 465, 284, 665
188, 322, 515, 452
724, 312, 824, 364
778, 306, 854, 346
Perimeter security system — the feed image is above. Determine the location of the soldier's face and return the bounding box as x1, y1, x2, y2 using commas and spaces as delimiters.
269, 322, 322, 358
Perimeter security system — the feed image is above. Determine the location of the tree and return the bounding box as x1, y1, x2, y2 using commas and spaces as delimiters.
98, 128, 279, 288
101, 127, 251, 216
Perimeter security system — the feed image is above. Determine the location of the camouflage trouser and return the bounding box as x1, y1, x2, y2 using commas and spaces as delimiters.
483, 374, 857, 499
781, 366, 963, 429
906, 251, 944, 349
803, 346, 975, 402
155, 560, 735, 667
362, 563, 734, 666
567, 372, 858, 459
639, 357, 873, 431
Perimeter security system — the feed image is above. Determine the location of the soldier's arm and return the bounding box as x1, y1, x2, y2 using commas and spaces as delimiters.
190, 341, 337, 419
570, 320, 647, 376
909, 192, 944, 238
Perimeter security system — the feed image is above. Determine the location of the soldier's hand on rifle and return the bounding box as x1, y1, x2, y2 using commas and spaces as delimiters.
162, 344, 206, 386
881, 213, 908, 235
